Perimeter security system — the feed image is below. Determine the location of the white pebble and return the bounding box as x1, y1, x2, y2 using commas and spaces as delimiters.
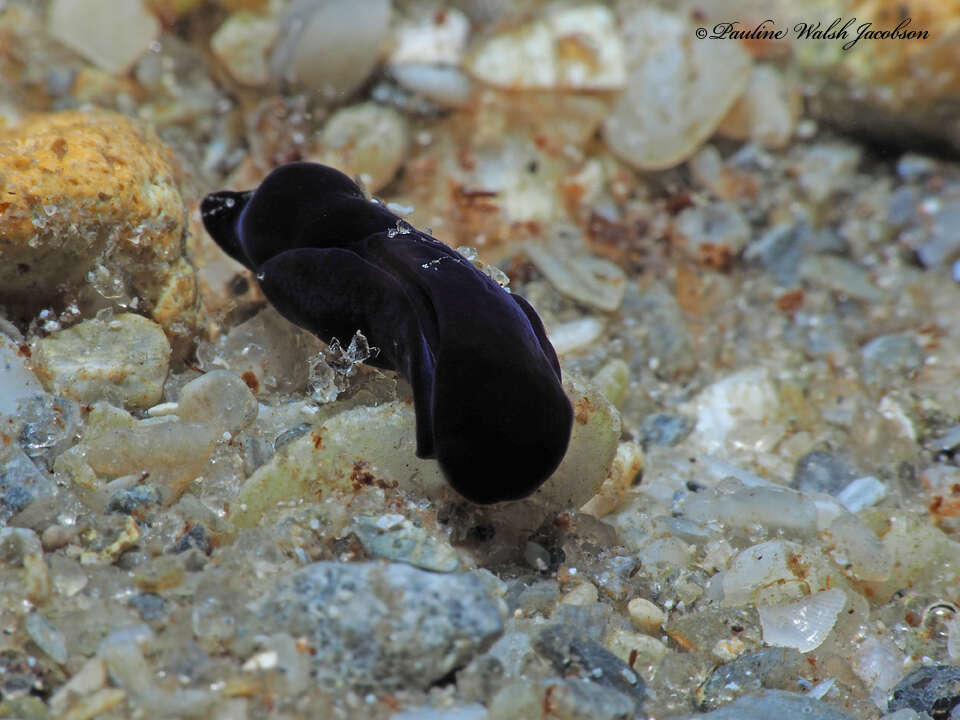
272, 0, 391, 99
211, 11, 281, 87
549, 317, 605, 356
836, 476, 888, 513
48, 0, 158, 75
603, 6, 750, 170
560, 582, 598, 606
627, 597, 666, 634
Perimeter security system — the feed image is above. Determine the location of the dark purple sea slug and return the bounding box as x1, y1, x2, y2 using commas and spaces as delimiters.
201, 162, 573, 504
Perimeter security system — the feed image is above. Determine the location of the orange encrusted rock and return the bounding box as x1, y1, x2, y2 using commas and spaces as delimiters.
0, 109, 195, 327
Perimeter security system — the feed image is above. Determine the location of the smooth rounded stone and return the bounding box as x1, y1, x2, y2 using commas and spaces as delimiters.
47, 0, 159, 75
31, 313, 171, 411
602, 6, 750, 170
348, 514, 460, 572
541, 676, 637, 720
210, 10, 281, 86
757, 588, 847, 654
270, 0, 391, 100
0, 110, 194, 327
312, 102, 410, 193
390, 64, 474, 108
525, 373, 620, 512
560, 582, 598, 607
888, 665, 960, 718
627, 598, 666, 635
234, 372, 620, 528
175, 370, 258, 433
676, 689, 856, 720
524, 242, 626, 312
0, 333, 43, 417
258, 561, 505, 690
697, 647, 804, 710
534, 625, 645, 707
716, 64, 798, 149
792, 450, 859, 496
25, 613, 68, 665
861, 332, 923, 386
684, 367, 781, 455
673, 202, 751, 267
466, 4, 626, 91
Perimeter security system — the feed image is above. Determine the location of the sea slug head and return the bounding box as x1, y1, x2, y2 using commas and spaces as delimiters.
214, 162, 399, 268
200, 189, 254, 268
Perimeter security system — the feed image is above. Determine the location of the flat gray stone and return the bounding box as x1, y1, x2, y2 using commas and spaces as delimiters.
259, 562, 505, 690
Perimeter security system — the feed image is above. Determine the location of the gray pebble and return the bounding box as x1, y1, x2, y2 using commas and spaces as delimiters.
745, 218, 846, 287
792, 450, 858, 496
535, 624, 645, 707
107, 485, 161, 515
25, 613, 67, 664
639, 413, 690, 448
697, 647, 804, 710
888, 664, 960, 718
349, 515, 460, 572
259, 561, 505, 690
129, 593, 170, 623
